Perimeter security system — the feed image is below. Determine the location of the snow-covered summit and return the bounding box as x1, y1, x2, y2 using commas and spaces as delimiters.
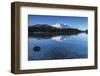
52, 22, 70, 28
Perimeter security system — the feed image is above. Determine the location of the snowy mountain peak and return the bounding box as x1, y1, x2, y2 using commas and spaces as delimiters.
52, 23, 62, 28
52, 22, 70, 28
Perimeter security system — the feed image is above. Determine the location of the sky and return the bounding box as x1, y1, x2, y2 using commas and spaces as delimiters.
28, 15, 88, 30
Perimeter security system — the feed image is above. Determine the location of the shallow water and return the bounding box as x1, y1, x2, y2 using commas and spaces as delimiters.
28, 33, 88, 60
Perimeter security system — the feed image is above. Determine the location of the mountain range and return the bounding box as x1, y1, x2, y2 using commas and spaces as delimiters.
28, 23, 87, 34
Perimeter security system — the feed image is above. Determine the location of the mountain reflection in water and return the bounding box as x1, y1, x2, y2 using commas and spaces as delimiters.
28, 32, 88, 60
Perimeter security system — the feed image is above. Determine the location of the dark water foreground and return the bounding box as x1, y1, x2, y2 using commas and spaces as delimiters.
28, 32, 88, 60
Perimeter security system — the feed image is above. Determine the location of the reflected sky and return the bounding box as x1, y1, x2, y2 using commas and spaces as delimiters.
28, 33, 88, 60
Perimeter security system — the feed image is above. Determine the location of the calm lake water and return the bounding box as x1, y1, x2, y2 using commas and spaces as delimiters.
28, 33, 88, 60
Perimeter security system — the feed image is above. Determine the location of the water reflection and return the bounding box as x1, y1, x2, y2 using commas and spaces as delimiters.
28, 33, 88, 60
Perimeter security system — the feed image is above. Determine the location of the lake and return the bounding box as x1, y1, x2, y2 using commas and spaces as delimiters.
28, 33, 88, 60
